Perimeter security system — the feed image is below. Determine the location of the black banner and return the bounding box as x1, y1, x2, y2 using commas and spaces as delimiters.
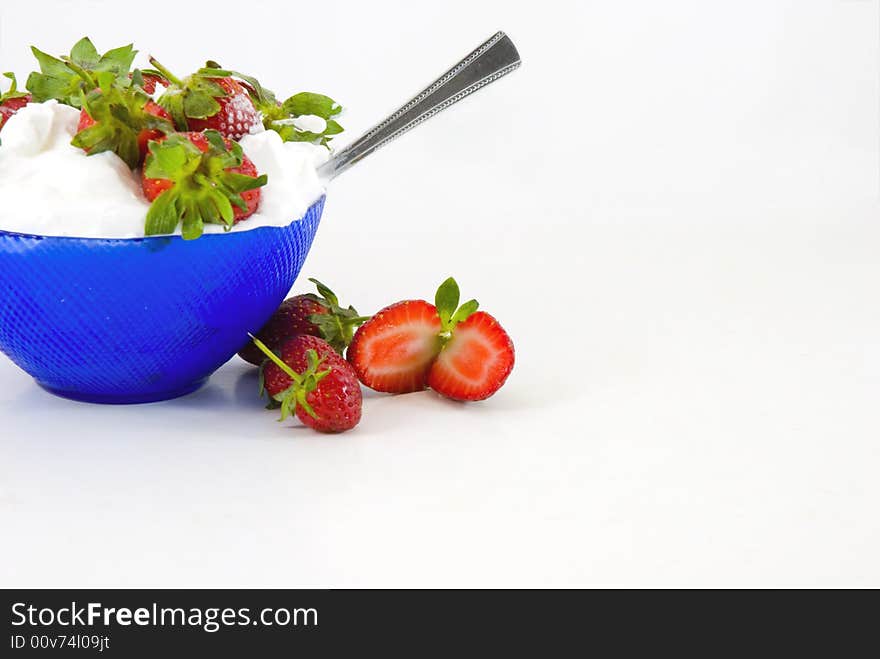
1, 588, 874, 655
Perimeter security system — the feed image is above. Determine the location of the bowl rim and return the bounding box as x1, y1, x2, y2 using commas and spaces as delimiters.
0, 194, 326, 243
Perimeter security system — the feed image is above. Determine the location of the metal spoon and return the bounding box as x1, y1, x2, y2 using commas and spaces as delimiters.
318, 31, 521, 181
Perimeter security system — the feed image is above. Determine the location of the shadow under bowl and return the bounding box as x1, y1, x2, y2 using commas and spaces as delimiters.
0, 196, 325, 404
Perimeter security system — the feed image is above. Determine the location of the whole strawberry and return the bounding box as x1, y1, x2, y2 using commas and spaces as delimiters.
73, 80, 173, 167
239, 279, 368, 365
141, 130, 266, 239
348, 278, 514, 400
0, 73, 31, 132
254, 334, 362, 433
148, 58, 259, 141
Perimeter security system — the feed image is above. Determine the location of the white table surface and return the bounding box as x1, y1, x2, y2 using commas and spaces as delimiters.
1, 0, 878, 587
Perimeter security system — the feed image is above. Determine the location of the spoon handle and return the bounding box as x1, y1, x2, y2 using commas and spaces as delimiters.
318, 31, 521, 181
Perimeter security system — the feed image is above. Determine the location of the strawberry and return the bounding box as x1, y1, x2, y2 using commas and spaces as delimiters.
192, 62, 345, 147
0, 73, 30, 132
238, 278, 369, 365
347, 299, 443, 394
349, 278, 514, 399
73, 82, 173, 167
148, 58, 259, 141
426, 279, 514, 401
254, 334, 362, 433
426, 310, 514, 401
141, 130, 266, 239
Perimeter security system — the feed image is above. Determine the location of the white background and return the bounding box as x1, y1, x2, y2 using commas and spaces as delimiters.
1, 0, 878, 587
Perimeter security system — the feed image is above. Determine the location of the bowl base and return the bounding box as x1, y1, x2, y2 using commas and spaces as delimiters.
36, 378, 209, 405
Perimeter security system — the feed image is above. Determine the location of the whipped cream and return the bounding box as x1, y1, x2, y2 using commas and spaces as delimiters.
291, 114, 328, 134
0, 101, 329, 239
270, 114, 328, 134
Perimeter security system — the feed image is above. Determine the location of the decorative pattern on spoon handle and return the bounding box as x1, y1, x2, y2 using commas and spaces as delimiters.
319, 31, 521, 181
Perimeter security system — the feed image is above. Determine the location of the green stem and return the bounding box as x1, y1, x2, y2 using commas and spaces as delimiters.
60, 58, 96, 88
248, 334, 301, 383
2, 72, 16, 95
147, 57, 183, 87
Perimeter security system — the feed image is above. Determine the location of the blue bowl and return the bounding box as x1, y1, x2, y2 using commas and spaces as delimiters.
0, 196, 325, 404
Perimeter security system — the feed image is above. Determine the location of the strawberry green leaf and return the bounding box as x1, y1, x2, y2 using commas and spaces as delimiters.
69, 37, 100, 67
30, 46, 74, 77
157, 90, 186, 129
203, 128, 227, 152
180, 212, 204, 241
26, 48, 85, 106
96, 44, 137, 75
279, 396, 293, 421
258, 360, 283, 410
450, 299, 479, 326
310, 310, 371, 354
281, 92, 341, 120
95, 70, 116, 91
26, 38, 136, 108
324, 119, 344, 136
308, 278, 339, 307
435, 277, 460, 328
435, 278, 479, 335
293, 394, 316, 420
132, 68, 163, 87
130, 70, 145, 88
198, 63, 276, 106
144, 190, 179, 236
301, 278, 370, 354
181, 78, 224, 118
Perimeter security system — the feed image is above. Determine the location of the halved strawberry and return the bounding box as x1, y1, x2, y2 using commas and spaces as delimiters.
141, 130, 266, 239
148, 58, 259, 141
0, 73, 31, 132
349, 278, 514, 400
426, 311, 514, 401
347, 300, 442, 394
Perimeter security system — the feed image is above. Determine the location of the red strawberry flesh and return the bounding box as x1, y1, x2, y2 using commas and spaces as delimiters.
427, 311, 514, 401
347, 300, 442, 394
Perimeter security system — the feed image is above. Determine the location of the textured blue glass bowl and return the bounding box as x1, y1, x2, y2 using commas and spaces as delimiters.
0, 196, 324, 404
